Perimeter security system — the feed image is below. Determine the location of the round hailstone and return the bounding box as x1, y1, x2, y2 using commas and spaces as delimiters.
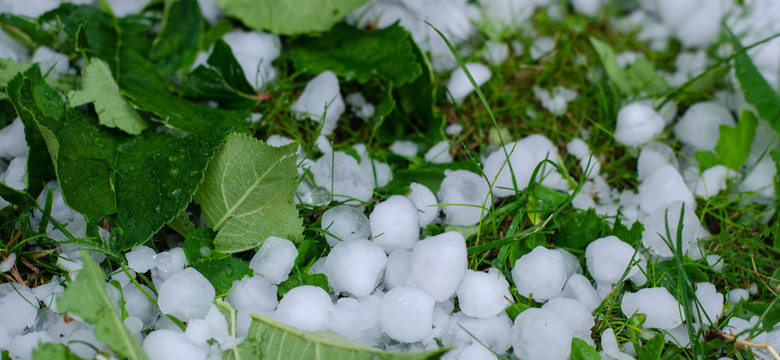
456, 269, 512, 318
511, 246, 567, 301
390, 140, 418, 157
483, 134, 567, 198
693, 165, 731, 198
642, 201, 702, 258
152, 248, 188, 283
601, 327, 633, 360
221, 30, 281, 90
310, 151, 373, 204
447, 62, 492, 103
290, 71, 345, 136
122, 283, 159, 330
637, 141, 678, 181
571, 0, 603, 16
249, 236, 298, 284
441, 312, 514, 354
384, 249, 413, 290
157, 268, 215, 321
369, 195, 420, 253
437, 170, 491, 226
637, 165, 696, 214
329, 295, 382, 345
673, 102, 735, 151
320, 205, 371, 246
424, 141, 453, 164
325, 239, 387, 297
621, 287, 685, 329
0, 283, 38, 337
511, 308, 573, 360
585, 236, 642, 285
378, 287, 435, 343
406, 182, 439, 228
692, 282, 724, 325
275, 285, 333, 331
459, 343, 498, 360
5, 331, 55, 360
541, 298, 595, 336
559, 274, 602, 312
614, 102, 665, 147
406, 231, 468, 302
0, 118, 28, 160
143, 329, 209, 360
225, 276, 278, 313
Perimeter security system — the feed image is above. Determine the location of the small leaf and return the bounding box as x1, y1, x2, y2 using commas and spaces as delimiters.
191, 256, 253, 296
194, 133, 303, 253
570, 338, 600, 360
68, 58, 149, 135
245, 313, 448, 359
730, 33, 780, 133
589, 37, 632, 94
216, 0, 370, 35
167, 209, 195, 237
637, 333, 665, 360
32, 343, 84, 360
554, 208, 610, 250
149, 0, 204, 76
58, 252, 150, 360
183, 227, 218, 263
694, 110, 758, 171
181, 40, 257, 108
277, 271, 329, 298
625, 57, 667, 95
0, 182, 36, 208
612, 219, 645, 246
290, 23, 422, 85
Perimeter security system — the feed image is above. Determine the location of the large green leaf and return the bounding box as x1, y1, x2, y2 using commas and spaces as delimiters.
0, 182, 36, 208
32, 343, 84, 360
192, 256, 253, 296
58, 252, 150, 360
290, 23, 422, 85
695, 110, 758, 171
68, 58, 149, 135
730, 34, 780, 133
0, 59, 35, 99
149, 0, 204, 76
112, 130, 226, 250
570, 338, 600, 360
636, 333, 665, 360
181, 40, 257, 108
589, 37, 632, 94
216, 0, 370, 35
194, 133, 302, 252
245, 314, 448, 360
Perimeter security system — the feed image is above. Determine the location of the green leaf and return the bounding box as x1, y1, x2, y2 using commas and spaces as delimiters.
245, 313, 448, 359
694, 110, 758, 171
0, 182, 37, 208
216, 0, 370, 35
684, 64, 729, 94
589, 37, 632, 94
570, 337, 600, 360
167, 209, 195, 237
290, 23, 422, 85
149, 0, 204, 76
278, 271, 329, 298
181, 40, 257, 108
57, 252, 150, 360
0, 14, 56, 50
217, 299, 262, 360
68, 58, 149, 135
554, 208, 610, 250
113, 130, 226, 250
612, 219, 645, 246
637, 333, 665, 360
183, 227, 218, 263
194, 133, 303, 253
32, 343, 84, 360
625, 57, 667, 95
0, 58, 35, 99
740, 301, 780, 332
730, 34, 780, 133
193, 256, 253, 296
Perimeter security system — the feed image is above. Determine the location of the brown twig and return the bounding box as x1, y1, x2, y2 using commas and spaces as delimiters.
717, 331, 780, 360
750, 253, 778, 297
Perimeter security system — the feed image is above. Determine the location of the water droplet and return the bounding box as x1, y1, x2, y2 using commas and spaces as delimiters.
170, 168, 180, 177
167, 188, 182, 199
154, 205, 161, 213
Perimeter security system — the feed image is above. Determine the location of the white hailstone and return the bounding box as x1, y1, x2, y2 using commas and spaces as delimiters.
445, 123, 464, 135
378, 287, 435, 342
637, 141, 678, 181
706, 255, 724, 273
3, 157, 26, 190
320, 205, 371, 247
143, 329, 209, 360
0, 253, 15, 273
345, 92, 376, 119
541, 298, 595, 336
554, 248, 583, 278
6, 331, 55, 360
585, 236, 642, 285
0, 0, 60, 18
122, 283, 159, 330
249, 236, 298, 284
384, 249, 413, 290
390, 140, 419, 157
425, 141, 454, 164
533, 86, 578, 116
641, 201, 702, 258
197, 0, 221, 24
326, 239, 387, 297
571, 0, 603, 16
738, 156, 777, 199
566, 138, 590, 160
692, 282, 723, 325
185, 319, 212, 346
32, 46, 70, 74
275, 285, 333, 331
157, 268, 215, 321
530, 37, 555, 60
407, 231, 467, 302
614, 103, 665, 147
693, 165, 732, 198
437, 170, 491, 226
0, 283, 38, 337
359, 157, 393, 188
621, 287, 685, 329
559, 274, 602, 312
638, 165, 696, 214
310, 151, 374, 204
601, 328, 633, 360
406, 182, 439, 227
673, 102, 735, 151
672, 1, 723, 48
328, 295, 382, 345
456, 269, 512, 318
370, 195, 420, 253
477, 0, 534, 31
459, 344, 498, 360
482, 134, 568, 198
441, 312, 514, 354
225, 276, 278, 313
152, 247, 188, 283
31, 279, 63, 309
290, 71, 345, 136
222, 29, 281, 90
204, 304, 232, 347
483, 41, 509, 66
727, 289, 749, 306
512, 246, 567, 301
0, 119, 28, 160
511, 308, 573, 360
105, 0, 151, 17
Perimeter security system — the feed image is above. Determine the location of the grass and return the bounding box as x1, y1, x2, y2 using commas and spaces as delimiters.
1, 2, 779, 360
